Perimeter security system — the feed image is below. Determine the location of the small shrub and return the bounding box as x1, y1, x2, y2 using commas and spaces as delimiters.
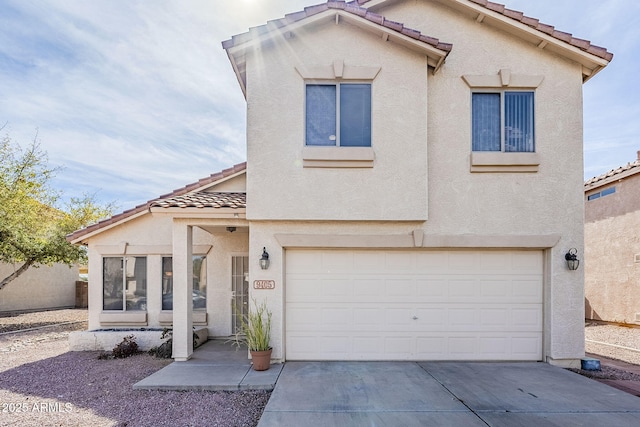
111, 335, 139, 359
148, 328, 199, 359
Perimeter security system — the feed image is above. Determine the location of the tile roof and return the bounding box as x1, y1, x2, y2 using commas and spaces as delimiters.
150, 192, 246, 209
222, 1, 453, 53
360, 0, 612, 62
66, 162, 247, 243
585, 158, 640, 189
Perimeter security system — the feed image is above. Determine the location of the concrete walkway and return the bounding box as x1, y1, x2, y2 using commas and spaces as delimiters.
259, 361, 640, 426
133, 340, 283, 391
133, 341, 640, 425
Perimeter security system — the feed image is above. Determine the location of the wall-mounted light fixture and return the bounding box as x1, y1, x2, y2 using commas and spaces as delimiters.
226, 227, 236, 233
259, 247, 270, 270
565, 248, 580, 271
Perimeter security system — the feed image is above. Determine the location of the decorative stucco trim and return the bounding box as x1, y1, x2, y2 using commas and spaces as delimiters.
149, 208, 247, 218
275, 233, 560, 249
94, 245, 212, 256
422, 234, 560, 248
462, 69, 544, 88
295, 61, 381, 80
470, 152, 540, 173
302, 146, 375, 168
159, 311, 207, 325
99, 311, 147, 325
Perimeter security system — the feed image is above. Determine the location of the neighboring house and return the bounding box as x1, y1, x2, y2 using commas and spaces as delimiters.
585, 152, 640, 326
0, 262, 78, 312
67, 0, 612, 367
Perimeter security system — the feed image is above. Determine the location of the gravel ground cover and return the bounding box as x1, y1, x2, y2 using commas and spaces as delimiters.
0, 309, 270, 427
585, 321, 640, 365
0, 309, 87, 334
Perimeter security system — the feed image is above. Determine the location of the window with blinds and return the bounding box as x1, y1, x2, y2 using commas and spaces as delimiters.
472, 91, 534, 153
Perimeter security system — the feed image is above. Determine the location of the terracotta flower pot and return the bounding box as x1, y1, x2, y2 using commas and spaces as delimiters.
250, 348, 272, 371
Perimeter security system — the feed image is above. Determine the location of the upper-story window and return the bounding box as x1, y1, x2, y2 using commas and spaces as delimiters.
472, 91, 535, 152
306, 83, 371, 147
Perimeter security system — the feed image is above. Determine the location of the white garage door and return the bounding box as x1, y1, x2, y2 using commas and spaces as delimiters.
286, 249, 543, 361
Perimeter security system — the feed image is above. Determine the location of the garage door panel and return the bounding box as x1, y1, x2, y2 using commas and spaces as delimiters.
448, 280, 479, 298
286, 277, 322, 300
287, 332, 542, 361
286, 249, 543, 361
323, 279, 353, 297
288, 303, 542, 333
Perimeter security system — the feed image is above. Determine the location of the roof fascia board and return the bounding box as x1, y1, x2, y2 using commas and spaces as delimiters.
149, 207, 247, 218
226, 50, 247, 99
185, 169, 247, 195
337, 11, 448, 69
68, 210, 149, 245
585, 167, 640, 191
226, 9, 449, 71
366, 0, 609, 81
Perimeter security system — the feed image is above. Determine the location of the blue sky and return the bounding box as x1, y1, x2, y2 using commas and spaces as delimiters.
1, 0, 638, 209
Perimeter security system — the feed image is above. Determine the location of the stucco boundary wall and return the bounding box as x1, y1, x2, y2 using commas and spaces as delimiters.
69, 327, 209, 352
0, 263, 78, 313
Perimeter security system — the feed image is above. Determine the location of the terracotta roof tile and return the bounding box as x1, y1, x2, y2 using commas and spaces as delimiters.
67, 162, 247, 243
150, 192, 246, 209
485, 2, 505, 14
552, 30, 572, 43
585, 160, 640, 188
358, 0, 613, 62
222, 1, 453, 54
520, 16, 540, 28
382, 18, 403, 33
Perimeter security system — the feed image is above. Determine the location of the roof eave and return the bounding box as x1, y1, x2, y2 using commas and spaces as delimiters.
149, 207, 247, 219
584, 166, 640, 191
365, 0, 612, 82
67, 209, 150, 245
223, 8, 452, 92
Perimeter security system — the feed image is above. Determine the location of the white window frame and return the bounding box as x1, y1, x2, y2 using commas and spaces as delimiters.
102, 256, 147, 312
463, 70, 544, 173
471, 89, 535, 153
304, 81, 372, 148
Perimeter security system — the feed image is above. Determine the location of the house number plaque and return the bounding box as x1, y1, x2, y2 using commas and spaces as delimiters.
253, 280, 275, 290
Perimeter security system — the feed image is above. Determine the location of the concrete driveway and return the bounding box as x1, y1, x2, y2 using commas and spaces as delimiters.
259, 361, 640, 426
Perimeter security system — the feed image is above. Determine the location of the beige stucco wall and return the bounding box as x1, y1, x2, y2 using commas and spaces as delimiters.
245, 17, 429, 221
0, 262, 78, 312
204, 173, 246, 193
244, 1, 587, 365
86, 213, 249, 336
585, 174, 640, 324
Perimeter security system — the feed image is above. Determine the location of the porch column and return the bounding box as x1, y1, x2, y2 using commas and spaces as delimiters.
172, 221, 193, 361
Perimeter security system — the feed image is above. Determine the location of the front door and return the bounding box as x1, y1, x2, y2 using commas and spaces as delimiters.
231, 256, 249, 333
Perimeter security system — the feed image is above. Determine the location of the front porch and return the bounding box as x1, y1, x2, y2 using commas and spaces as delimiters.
133, 339, 283, 391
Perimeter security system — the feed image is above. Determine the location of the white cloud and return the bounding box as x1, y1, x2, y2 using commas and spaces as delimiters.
0, 0, 637, 211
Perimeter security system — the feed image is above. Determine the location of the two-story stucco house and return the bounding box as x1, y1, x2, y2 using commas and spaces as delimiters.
585, 152, 640, 326
67, 0, 612, 367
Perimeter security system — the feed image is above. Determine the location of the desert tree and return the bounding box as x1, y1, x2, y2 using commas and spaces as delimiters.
0, 131, 114, 289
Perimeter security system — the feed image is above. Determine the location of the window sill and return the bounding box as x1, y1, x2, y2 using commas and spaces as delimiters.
470, 152, 540, 173
302, 146, 374, 168
99, 311, 147, 325
159, 310, 208, 325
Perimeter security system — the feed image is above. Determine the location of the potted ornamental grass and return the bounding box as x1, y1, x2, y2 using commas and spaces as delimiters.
237, 298, 273, 371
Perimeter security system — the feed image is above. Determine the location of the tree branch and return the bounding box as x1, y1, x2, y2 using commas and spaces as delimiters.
0, 259, 35, 291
